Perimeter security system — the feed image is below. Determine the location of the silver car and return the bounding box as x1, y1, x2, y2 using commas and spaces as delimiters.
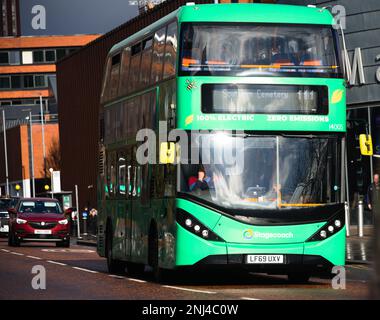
0, 198, 17, 236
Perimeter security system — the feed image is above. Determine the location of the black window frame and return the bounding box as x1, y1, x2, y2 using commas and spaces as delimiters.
33, 50, 45, 63
0, 76, 11, 89
0, 51, 10, 65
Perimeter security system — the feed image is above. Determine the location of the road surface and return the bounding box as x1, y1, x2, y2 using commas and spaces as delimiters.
0, 237, 372, 300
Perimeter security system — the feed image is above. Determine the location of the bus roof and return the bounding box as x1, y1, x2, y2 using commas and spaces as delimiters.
109, 3, 335, 56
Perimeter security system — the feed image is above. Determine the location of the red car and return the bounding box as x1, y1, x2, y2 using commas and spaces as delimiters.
8, 198, 70, 247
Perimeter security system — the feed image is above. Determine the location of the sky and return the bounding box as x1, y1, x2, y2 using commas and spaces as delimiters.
20, 0, 139, 36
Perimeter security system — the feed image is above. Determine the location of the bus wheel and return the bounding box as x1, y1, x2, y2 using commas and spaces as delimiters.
106, 226, 125, 274
126, 262, 145, 276
287, 272, 311, 284
148, 224, 167, 283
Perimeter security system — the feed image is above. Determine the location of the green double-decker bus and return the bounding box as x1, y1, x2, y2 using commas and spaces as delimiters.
97, 3, 346, 283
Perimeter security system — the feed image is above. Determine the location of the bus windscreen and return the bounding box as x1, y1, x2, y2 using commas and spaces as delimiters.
180, 23, 340, 77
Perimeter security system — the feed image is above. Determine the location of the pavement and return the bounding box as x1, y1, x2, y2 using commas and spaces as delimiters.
75, 225, 376, 265
76, 233, 97, 247
346, 225, 374, 264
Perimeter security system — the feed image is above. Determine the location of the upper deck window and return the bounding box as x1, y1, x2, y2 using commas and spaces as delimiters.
180, 23, 341, 77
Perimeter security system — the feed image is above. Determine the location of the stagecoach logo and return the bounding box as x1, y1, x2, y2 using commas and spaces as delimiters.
243, 229, 254, 240
185, 79, 197, 91
243, 228, 294, 240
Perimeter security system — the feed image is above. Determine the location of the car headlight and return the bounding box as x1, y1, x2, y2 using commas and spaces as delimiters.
16, 218, 27, 224
58, 219, 68, 225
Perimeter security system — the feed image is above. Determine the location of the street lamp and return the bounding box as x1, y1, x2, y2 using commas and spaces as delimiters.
15, 184, 21, 197
49, 167, 54, 198
39, 96, 47, 178
26, 112, 35, 198
2, 109, 9, 196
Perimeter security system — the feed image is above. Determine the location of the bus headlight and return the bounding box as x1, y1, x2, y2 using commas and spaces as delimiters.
185, 219, 192, 227
176, 209, 224, 242
306, 210, 344, 242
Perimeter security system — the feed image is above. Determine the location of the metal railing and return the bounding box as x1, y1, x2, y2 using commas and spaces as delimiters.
1, 113, 59, 130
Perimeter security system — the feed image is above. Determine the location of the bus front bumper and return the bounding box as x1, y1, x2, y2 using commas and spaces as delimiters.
176, 224, 345, 274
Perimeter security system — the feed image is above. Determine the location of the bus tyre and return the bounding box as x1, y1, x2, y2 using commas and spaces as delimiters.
106, 226, 125, 274
287, 272, 311, 284
148, 224, 167, 283
126, 262, 145, 276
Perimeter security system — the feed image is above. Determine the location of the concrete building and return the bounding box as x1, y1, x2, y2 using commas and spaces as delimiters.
0, 122, 59, 197
0, 34, 100, 125
0, 34, 100, 196
0, 0, 100, 196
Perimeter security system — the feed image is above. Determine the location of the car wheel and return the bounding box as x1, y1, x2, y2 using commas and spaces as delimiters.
13, 234, 20, 247
8, 231, 14, 247
106, 225, 125, 274
63, 238, 70, 248
56, 238, 70, 248
287, 272, 311, 284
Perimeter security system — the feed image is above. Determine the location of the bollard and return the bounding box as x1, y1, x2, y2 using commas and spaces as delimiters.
345, 201, 350, 237
358, 200, 364, 237
83, 213, 88, 236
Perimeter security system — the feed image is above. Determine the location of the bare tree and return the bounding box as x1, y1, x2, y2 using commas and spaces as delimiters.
41, 136, 61, 177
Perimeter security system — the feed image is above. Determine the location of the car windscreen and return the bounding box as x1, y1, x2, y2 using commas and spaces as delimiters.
19, 201, 63, 214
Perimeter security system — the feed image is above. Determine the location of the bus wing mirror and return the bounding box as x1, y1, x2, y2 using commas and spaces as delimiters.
359, 134, 373, 156
160, 142, 176, 164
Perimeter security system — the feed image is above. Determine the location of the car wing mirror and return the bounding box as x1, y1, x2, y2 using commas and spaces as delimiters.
64, 207, 76, 214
